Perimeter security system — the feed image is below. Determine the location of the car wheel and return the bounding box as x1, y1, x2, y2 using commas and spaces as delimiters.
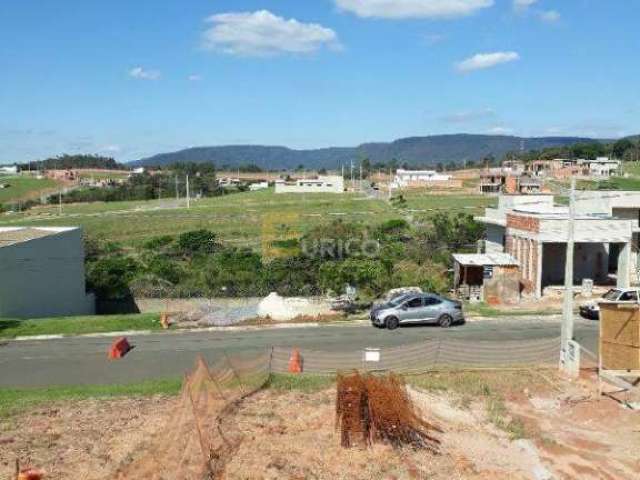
385, 316, 400, 330
438, 314, 453, 328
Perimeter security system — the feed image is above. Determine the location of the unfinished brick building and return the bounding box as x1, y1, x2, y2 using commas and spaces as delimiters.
471, 194, 637, 298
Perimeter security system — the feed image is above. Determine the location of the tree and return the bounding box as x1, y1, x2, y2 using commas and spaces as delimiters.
612, 139, 634, 160
86, 255, 141, 299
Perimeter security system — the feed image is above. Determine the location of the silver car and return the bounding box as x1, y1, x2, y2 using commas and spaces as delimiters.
370, 293, 464, 330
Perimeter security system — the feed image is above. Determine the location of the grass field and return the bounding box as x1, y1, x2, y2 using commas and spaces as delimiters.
577, 176, 640, 191
622, 161, 640, 176
0, 175, 59, 203
0, 378, 181, 417
0, 188, 494, 248
0, 313, 161, 339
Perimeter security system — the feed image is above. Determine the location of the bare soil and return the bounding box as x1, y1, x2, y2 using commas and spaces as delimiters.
1, 372, 638, 479
0, 396, 173, 479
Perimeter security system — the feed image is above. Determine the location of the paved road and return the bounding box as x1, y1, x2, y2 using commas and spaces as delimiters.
0, 317, 598, 387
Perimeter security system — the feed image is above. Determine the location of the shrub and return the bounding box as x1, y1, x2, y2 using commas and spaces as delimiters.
143, 235, 175, 251
319, 258, 388, 297
176, 229, 219, 257
390, 260, 448, 294
86, 255, 141, 299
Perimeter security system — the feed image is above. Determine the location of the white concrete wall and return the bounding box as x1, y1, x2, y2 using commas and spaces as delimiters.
275, 176, 344, 194
498, 194, 554, 211
485, 223, 506, 253
0, 228, 95, 318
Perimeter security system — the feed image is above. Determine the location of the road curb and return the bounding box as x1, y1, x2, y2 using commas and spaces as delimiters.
6, 315, 576, 343
8, 321, 370, 342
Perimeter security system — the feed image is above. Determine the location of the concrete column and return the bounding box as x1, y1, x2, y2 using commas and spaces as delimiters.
617, 241, 631, 288
528, 239, 534, 283
536, 241, 543, 298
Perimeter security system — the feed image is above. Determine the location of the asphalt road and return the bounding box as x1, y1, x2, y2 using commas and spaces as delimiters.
0, 317, 598, 387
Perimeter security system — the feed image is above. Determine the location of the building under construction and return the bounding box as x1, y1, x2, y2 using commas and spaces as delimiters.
463, 192, 640, 299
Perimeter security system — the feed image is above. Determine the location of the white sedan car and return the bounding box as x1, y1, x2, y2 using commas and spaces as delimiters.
579, 288, 639, 320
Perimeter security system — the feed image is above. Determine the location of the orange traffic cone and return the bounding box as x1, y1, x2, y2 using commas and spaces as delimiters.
288, 348, 303, 374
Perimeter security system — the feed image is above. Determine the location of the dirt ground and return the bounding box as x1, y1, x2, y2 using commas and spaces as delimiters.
1, 371, 638, 479
0, 396, 173, 479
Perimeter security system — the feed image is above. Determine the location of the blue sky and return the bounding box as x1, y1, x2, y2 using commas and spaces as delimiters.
1, 0, 639, 164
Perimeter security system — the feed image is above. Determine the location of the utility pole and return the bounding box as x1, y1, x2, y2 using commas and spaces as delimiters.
186, 174, 190, 209
359, 163, 363, 191
58, 190, 62, 216
350, 160, 354, 187
175, 175, 179, 202
561, 177, 576, 367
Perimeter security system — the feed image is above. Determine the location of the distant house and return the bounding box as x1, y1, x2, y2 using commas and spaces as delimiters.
588, 157, 620, 177
0, 227, 95, 318
392, 169, 452, 188
249, 181, 269, 191
274, 175, 344, 194
131, 167, 145, 174
481, 169, 543, 195
0, 165, 18, 175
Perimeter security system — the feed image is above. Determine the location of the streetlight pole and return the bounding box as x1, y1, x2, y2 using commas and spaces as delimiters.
561, 177, 576, 367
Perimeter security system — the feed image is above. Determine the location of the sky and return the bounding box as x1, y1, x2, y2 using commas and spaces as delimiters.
1, 0, 639, 164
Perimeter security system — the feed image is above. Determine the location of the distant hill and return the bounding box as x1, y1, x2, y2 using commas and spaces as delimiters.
132, 134, 609, 170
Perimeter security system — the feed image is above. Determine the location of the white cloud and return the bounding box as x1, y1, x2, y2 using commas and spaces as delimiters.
188, 74, 203, 81
201, 10, 340, 56
129, 67, 161, 80
335, 0, 493, 19
538, 10, 560, 22
455, 51, 520, 72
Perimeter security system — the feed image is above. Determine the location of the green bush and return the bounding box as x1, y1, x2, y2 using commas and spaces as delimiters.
319, 258, 387, 296
176, 229, 219, 257
86, 255, 141, 299
390, 260, 448, 294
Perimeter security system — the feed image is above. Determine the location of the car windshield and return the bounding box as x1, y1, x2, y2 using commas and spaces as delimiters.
602, 289, 621, 300
388, 294, 411, 306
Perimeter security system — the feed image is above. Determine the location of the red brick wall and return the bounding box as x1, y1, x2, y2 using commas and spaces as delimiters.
506, 213, 540, 233
505, 235, 539, 296
505, 176, 519, 194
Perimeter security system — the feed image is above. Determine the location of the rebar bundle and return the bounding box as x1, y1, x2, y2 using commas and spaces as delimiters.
336, 372, 442, 452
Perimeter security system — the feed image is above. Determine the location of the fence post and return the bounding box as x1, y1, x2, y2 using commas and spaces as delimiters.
268, 346, 274, 374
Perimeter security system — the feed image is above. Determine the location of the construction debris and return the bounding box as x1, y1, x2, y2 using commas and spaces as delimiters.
108, 337, 131, 359
336, 372, 441, 452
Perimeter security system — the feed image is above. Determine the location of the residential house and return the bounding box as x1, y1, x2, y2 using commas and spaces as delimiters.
274, 175, 344, 194
392, 169, 452, 188
474, 193, 640, 298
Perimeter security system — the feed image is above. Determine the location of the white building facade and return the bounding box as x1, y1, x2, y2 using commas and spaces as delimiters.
392, 169, 451, 188
0, 227, 95, 318
275, 175, 344, 194
475, 193, 640, 298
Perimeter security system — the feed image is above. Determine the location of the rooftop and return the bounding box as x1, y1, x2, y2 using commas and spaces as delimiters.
0, 227, 76, 248
452, 253, 519, 267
